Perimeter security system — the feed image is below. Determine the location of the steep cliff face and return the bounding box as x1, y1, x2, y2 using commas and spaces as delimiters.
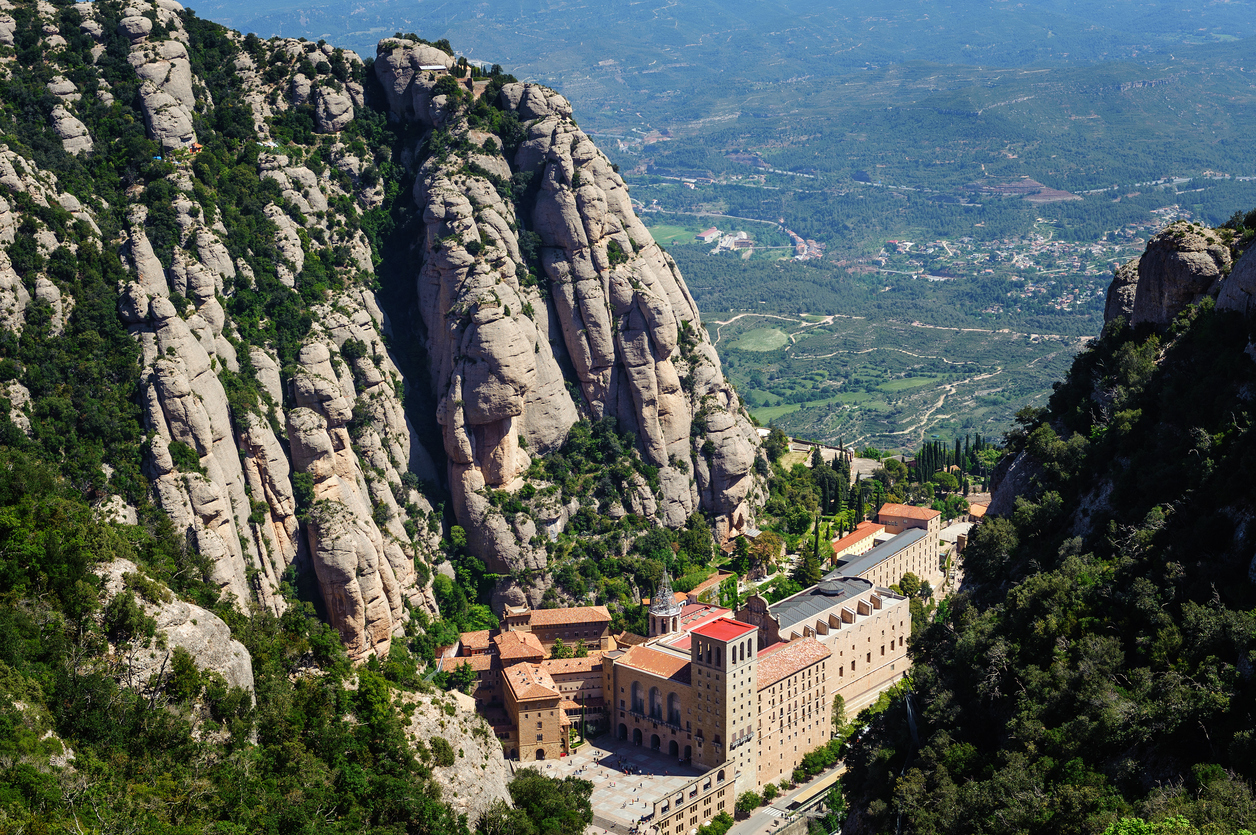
0, 3, 762, 658
0, 0, 443, 659
373, 41, 762, 590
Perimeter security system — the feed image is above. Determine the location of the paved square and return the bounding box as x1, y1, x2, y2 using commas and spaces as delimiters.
529, 733, 706, 834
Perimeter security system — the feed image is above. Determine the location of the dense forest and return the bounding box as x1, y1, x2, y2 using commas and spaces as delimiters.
840, 229, 1256, 835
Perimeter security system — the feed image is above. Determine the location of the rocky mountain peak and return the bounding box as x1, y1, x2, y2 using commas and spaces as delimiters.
0, 2, 763, 660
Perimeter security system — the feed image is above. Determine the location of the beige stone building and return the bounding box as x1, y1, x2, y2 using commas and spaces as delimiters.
736, 574, 909, 714
501, 604, 612, 651
830, 520, 886, 564
502, 663, 570, 761
833, 528, 940, 589
755, 638, 832, 787
877, 502, 941, 538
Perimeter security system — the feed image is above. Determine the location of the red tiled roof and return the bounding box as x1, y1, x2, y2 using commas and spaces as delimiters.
526, 606, 611, 627
878, 503, 941, 521
445, 654, 495, 672
540, 655, 603, 675
691, 617, 756, 642
460, 629, 492, 651
618, 646, 692, 683
831, 522, 884, 552
969, 503, 988, 519
504, 663, 561, 701
756, 638, 831, 690
494, 631, 545, 661
687, 572, 731, 599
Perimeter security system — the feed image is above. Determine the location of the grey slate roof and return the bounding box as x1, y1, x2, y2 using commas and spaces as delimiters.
768, 576, 873, 631
831, 527, 927, 578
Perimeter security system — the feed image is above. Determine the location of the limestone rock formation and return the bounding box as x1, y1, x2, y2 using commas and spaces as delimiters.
1129, 222, 1232, 328
399, 689, 513, 821
1104, 257, 1140, 324
0, 4, 761, 666
988, 449, 1044, 517
100, 559, 255, 694
50, 105, 92, 155
123, 1, 200, 150
1217, 246, 1256, 317
373, 44, 764, 584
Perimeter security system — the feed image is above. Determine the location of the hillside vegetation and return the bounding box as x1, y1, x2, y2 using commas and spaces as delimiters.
841, 220, 1256, 833
0, 0, 741, 829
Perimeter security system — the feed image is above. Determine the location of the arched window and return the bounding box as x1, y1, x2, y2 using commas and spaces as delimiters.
631, 681, 644, 713
668, 692, 681, 725
649, 686, 663, 720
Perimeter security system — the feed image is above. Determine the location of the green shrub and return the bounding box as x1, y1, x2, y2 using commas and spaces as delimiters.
430, 735, 456, 767
167, 440, 205, 474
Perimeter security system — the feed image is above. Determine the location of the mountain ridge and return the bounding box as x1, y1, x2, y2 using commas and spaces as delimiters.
0, 0, 763, 661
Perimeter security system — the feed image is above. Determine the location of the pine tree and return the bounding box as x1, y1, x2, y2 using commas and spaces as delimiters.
793, 520, 824, 587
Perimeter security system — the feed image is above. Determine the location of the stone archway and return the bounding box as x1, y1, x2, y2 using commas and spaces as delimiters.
536, 749, 546, 761
669, 740, 679, 758
619, 723, 628, 740
633, 728, 642, 746
684, 745, 692, 762
650, 734, 661, 751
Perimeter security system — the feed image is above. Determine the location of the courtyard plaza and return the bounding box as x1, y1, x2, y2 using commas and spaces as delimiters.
527, 731, 705, 834
529, 731, 843, 835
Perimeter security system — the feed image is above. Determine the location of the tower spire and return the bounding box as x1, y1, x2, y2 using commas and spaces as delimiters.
649, 567, 683, 637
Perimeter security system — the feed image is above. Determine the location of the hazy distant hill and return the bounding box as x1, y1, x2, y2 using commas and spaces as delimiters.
195, 0, 1256, 125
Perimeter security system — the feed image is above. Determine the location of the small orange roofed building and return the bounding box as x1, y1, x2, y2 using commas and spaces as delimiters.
876, 502, 942, 537
831, 520, 885, 563
874, 502, 944, 588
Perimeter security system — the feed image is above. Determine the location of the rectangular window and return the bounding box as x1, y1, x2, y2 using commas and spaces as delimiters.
537, 734, 543, 741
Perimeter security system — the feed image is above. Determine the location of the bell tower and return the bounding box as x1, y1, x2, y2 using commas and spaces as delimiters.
649, 568, 683, 637
689, 617, 760, 792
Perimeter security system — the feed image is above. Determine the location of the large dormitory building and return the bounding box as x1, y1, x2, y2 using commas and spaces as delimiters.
828, 503, 946, 590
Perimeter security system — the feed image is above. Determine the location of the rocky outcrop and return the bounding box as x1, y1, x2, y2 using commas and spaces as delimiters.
100, 558, 255, 694
50, 105, 92, 155
1128, 222, 1232, 328
375, 44, 764, 582
1104, 257, 1139, 324
122, 1, 200, 150
398, 689, 513, 821
988, 449, 1044, 517
0, 4, 761, 665
1216, 246, 1256, 317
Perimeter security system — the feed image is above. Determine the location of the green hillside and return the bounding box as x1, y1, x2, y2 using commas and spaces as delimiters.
841, 285, 1256, 832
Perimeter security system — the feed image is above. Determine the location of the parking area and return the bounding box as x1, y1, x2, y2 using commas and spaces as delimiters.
529, 732, 706, 834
